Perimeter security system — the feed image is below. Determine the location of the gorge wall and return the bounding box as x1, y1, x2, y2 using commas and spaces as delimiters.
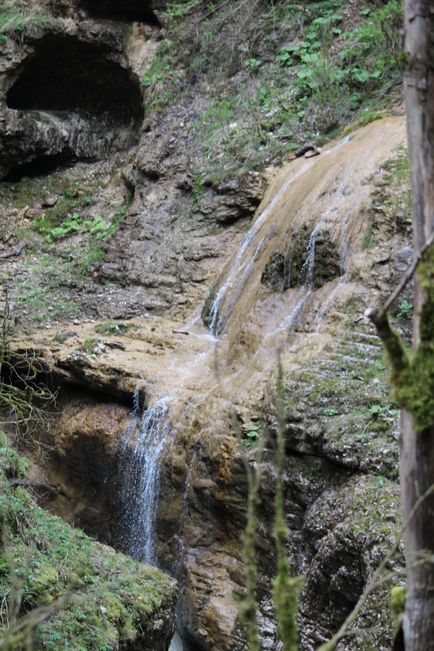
0, 1, 408, 650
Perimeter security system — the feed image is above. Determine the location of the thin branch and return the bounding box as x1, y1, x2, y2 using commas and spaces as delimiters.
373, 231, 434, 317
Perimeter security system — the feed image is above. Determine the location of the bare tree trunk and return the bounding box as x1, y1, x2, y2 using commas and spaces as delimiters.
402, 2, 434, 648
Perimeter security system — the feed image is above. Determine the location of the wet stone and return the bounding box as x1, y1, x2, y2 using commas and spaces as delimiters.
261, 227, 343, 292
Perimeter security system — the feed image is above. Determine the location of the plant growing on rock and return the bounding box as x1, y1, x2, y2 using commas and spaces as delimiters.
0, 291, 54, 433
272, 360, 303, 650
241, 359, 302, 651
0, 4, 57, 41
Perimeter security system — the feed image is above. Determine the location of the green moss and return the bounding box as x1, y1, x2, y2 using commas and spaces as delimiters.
0, 433, 176, 649
391, 246, 434, 433
394, 345, 434, 432
390, 585, 406, 619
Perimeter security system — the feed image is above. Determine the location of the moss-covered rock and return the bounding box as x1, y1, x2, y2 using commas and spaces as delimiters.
0, 432, 177, 650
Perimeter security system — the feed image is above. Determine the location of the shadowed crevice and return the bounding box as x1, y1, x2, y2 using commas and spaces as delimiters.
78, 0, 161, 25
7, 35, 144, 126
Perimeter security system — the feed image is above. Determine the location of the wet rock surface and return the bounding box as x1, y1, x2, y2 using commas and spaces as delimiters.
261, 227, 344, 292
7, 120, 410, 651
38, 391, 131, 543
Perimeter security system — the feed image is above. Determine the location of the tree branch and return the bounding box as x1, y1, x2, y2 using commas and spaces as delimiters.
373, 231, 434, 317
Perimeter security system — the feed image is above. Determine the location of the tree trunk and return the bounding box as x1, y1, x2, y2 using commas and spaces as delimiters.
402, 2, 434, 649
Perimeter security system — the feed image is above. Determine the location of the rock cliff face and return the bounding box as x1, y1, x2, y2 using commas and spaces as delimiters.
1, 32, 145, 178
0, 1, 409, 650
7, 118, 409, 650
0, 2, 266, 320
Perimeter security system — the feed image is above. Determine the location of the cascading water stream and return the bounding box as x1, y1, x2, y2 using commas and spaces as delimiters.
119, 395, 170, 565
275, 222, 326, 333
206, 135, 354, 338
207, 162, 311, 336
120, 395, 189, 649
110, 120, 405, 651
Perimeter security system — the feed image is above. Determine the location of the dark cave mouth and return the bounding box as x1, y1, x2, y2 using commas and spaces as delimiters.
78, 0, 161, 25
3, 34, 144, 180
7, 35, 144, 126
3, 153, 75, 183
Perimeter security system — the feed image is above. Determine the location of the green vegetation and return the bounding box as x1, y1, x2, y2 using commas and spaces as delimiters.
0, 3, 56, 40
13, 254, 79, 324
82, 337, 99, 352
361, 148, 412, 266
29, 180, 126, 245
381, 149, 412, 233
396, 300, 413, 322
240, 363, 302, 651
239, 458, 261, 651
145, 0, 403, 182
94, 321, 137, 336
0, 171, 128, 325
316, 473, 402, 651
243, 424, 261, 448
390, 585, 406, 619
272, 362, 302, 651
0, 431, 176, 649
282, 320, 399, 477
362, 217, 375, 249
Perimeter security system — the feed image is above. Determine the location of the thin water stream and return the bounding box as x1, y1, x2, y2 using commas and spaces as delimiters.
120, 396, 170, 564
207, 161, 312, 336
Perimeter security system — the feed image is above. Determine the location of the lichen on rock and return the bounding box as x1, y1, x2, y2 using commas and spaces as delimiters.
392, 246, 434, 432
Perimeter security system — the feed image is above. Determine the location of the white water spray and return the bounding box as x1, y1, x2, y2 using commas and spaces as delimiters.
120, 396, 170, 565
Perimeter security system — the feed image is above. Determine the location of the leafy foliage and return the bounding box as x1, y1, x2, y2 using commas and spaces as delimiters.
143, 0, 403, 182
0, 3, 56, 40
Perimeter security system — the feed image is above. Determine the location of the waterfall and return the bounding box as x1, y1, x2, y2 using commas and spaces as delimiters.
275, 226, 319, 333
302, 228, 318, 287
206, 162, 311, 336
205, 136, 356, 338
119, 395, 190, 651
119, 396, 170, 565
169, 633, 184, 651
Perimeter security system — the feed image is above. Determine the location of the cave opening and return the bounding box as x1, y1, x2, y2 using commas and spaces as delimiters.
3, 153, 74, 183
3, 34, 144, 180
7, 35, 144, 126
78, 0, 161, 25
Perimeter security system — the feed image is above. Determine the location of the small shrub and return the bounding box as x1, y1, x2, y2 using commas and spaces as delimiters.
396, 300, 413, 322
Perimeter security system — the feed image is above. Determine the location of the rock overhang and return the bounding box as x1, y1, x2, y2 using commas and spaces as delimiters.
0, 29, 144, 180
